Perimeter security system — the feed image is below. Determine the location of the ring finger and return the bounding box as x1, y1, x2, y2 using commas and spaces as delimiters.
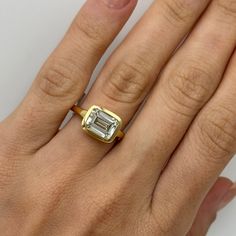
2, 0, 138, 153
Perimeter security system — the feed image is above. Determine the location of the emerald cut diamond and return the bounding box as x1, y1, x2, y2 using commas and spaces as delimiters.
82, 106, 122, 143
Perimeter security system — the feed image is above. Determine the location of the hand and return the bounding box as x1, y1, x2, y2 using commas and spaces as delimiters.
1, 0, 236, 235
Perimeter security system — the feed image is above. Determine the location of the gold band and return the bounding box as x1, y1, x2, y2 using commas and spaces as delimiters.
72, 105, 124, 143
72, 105, 87, 118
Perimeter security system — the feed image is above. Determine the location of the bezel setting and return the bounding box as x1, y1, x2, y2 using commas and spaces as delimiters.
81, 105, 122, 143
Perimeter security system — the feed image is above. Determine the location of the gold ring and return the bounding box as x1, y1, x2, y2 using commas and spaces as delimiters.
72, 105, 124, 143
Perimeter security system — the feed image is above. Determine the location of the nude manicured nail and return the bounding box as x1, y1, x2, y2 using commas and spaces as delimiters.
102, 0, 131, 9
218, 183, 236, 210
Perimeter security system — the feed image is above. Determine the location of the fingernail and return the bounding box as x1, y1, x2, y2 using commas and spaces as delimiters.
102, 0, 132, 9
218, 183, 236, 210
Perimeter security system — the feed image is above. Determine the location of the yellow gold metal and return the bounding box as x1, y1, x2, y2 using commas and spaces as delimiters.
72, 106, 87, 118
71, 105, 124, 143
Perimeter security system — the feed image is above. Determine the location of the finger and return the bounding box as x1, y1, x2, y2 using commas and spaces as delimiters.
152, 49, 236, 235
187, 177, 235, 236
3, 0, 137, 152
107, 0, 236, 197
52, 0, 211, 166
218, 183, 236, 211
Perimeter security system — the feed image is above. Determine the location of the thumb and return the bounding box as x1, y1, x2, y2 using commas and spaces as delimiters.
187, 177, 236, 236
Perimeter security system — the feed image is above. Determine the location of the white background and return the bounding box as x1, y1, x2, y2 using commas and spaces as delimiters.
0, 0, 235, 235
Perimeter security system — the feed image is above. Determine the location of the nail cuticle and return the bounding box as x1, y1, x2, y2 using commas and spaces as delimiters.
102, 0, 131, 9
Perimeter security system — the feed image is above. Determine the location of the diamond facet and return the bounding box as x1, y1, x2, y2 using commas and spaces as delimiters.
82, 106, 121, 142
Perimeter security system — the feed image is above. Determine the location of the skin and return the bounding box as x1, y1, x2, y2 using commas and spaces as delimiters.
1, 0, 236, 235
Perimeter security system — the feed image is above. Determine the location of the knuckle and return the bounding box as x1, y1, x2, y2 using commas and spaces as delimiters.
162, 0, 194, 25
38, 57, 80, 98
216, 0, 236, 18
71, 12, 105, 43
86, 175, 141, 232
103, 60, 149, 104
151, 197, 184, 236
152, 212, 178, 235
165, 65, 211, 117
197, 106, 236, 159
88, 192, 126, 232
96, 197, 121, 221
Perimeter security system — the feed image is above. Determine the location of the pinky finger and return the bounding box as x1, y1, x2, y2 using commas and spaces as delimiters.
187, 177, 236, 236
